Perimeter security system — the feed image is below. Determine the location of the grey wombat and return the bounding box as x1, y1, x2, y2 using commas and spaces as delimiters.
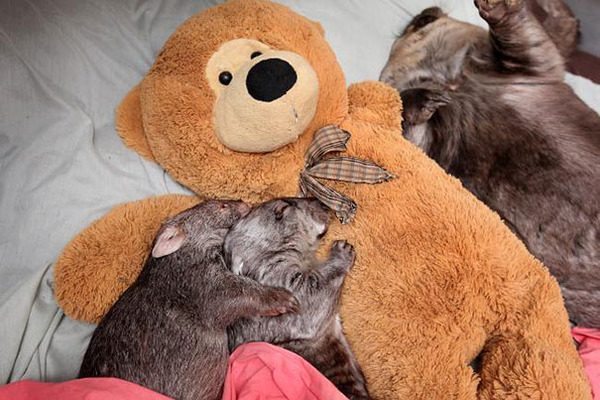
225, 197, 369, 400
78, 200, 300, 400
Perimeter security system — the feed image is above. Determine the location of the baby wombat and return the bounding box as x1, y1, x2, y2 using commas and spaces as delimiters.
78, 200, 300, 400
225, 198, 369, 400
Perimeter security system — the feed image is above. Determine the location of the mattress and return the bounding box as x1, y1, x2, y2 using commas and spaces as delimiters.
1, 0, 599, 383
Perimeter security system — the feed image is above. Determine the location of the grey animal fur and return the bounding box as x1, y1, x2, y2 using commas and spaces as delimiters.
79, 200, 300, 400
380, 0, 600, 326
225, 198, 370, 400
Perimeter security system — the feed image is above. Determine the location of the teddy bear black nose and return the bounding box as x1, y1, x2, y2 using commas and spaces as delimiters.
246, 58, 297, 102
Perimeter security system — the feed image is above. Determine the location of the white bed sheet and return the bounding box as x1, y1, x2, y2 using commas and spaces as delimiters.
1, 0, 599, 383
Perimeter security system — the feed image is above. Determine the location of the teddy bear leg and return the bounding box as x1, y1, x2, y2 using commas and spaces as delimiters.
358, 325, 482, 399
476, 315, 591, 399
384, 344, 480, 400
407, 356, 479, 400
53, 194, 201, 324
477, 333, 591, 399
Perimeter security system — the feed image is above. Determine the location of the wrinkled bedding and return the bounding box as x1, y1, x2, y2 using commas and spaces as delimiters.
1, 0, 599, 384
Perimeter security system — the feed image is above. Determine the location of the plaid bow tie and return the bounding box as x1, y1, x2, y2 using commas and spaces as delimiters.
299, 125, 395, 224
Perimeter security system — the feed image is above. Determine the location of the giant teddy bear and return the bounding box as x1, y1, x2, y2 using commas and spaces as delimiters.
53, 0, 590, 398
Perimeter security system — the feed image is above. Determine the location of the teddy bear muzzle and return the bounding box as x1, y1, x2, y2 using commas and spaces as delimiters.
208, 40, 319, 154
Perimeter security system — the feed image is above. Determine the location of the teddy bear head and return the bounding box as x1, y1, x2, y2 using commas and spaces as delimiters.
116, 0, 349, 202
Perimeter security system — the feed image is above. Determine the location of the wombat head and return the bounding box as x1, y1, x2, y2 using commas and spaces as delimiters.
223, 198, 331, 276
152, 200, 251, 259
379, 7, 486, 92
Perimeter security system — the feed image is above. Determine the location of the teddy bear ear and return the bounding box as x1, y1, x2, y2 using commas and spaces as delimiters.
115, 84, 156, 162
312, 21, 325, 36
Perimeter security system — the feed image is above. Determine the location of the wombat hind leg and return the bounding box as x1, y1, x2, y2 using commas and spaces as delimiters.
299, 333, 370, 400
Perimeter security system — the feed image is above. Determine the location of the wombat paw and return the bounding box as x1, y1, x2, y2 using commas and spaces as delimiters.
260, 288, 301, 316
474, 0, 523, 22
330, 240, 356, 269
422, 89, 451, 107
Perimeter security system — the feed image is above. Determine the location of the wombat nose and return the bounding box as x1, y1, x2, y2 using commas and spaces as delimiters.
422, 6, 443, 15
410, 6, 443, 31
246, 58, 297, 102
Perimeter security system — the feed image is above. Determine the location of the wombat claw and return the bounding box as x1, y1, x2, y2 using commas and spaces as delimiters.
262, 288, 301, 316
474, 0, 523, 22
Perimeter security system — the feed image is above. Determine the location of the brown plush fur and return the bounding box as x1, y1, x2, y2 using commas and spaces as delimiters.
55, 194, 200, 322
53, 1, 590, 398
115, 84, 155, 162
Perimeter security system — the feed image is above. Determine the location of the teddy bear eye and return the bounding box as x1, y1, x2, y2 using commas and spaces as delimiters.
218, 71, 233, 86
250, 51, 262, 59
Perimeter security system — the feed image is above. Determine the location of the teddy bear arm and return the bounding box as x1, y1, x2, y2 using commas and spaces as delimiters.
53, 194, 201, 323
346, 81, 403, 129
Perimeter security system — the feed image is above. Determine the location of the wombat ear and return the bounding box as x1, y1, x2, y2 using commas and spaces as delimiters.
152, 225, 185, 258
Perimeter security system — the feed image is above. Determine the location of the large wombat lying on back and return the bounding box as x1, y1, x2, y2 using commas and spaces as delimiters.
380, 0, 600, 327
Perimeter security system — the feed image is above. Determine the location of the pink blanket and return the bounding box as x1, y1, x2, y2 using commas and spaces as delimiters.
3, 334, 599, 400
0, 377, 170, 400
573, 327, 600, 399
223, 342, 347, 400
4, 334, 599, 400
0, 342, 346, 400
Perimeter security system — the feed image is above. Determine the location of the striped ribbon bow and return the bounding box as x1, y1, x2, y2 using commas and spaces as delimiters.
299, 125, 395, 224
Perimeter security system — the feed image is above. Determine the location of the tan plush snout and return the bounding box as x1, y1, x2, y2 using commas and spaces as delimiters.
206, 39, 319, 153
